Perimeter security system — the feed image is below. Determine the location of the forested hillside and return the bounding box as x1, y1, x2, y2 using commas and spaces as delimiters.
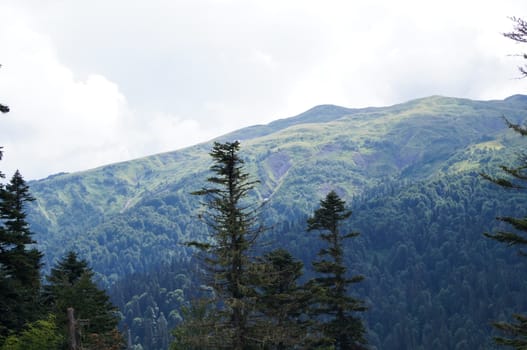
27, 95, 527, 349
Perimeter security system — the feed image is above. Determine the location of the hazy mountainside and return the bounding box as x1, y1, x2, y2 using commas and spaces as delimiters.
27, 95, 527, 349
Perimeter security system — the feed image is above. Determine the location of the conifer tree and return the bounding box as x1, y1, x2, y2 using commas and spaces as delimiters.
504, 17, 527, 77
482, 16, 527, 248
482, 123, 527, 349
481, 16, 527, 349
175, 141, 263, 349
307, 191, 367, 350
256, 248, 310, 349
0, 170, 43, 339
43, 251, 123, 349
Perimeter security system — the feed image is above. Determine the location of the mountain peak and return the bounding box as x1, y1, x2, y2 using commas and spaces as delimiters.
504, 94, 527, 104
219, 104, 355, 142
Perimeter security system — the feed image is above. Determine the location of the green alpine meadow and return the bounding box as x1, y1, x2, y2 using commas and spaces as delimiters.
19, 94, 527, 349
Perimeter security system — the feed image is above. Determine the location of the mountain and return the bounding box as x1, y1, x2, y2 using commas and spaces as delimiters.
27, 95, 527, 349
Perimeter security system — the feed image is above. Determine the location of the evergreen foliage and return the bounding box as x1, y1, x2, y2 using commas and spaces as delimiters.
175, 141, 264, 349
307, 191, 367, 349
110, 258, 195, 349
483, 122, 527, 348
482, 16, 527, 349
171, 299, 219, 350
255, 249, 310, 349
0, 90, 43, 344
504, 17, 527, 77
0, 171, 43, 340
43, 251, 122, 349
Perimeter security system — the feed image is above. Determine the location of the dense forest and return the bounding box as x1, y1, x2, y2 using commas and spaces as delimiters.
37, 139, 524, 349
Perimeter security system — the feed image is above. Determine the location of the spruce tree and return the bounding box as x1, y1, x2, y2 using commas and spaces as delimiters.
175, 141, 263, 349
256, 248, 310, 349
481, 16, 527, 349
482, 121, 527, 347
0, 170, 43, 339
43, 251, 122, 349
307, 190, 367, 350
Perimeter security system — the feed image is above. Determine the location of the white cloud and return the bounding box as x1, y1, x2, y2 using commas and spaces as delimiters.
1, 0, 527, 179
0, 4, 216, 179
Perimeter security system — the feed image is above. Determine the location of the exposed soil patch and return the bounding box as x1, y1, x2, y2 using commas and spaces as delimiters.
266, 152, 291, 181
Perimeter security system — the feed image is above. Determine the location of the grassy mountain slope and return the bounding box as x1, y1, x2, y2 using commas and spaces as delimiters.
27, 95, 527, 349
30, 95, 526, 242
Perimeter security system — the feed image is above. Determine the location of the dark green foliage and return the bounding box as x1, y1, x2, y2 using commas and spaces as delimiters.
483, 121, 527, 250
480, 17, 527, 348
504, 17, 527, 77
0, 171, 37, 247
255, 249, 310, 349
171, 299, 219, 350
307, 191, 367, 349
493, 314, 527, 348
110, 258, 196, 349
177, 141, 263, 349
43, 251, 122, 349
350, 174, 520, 349
482, 121, 527, 346
0, 171, 43, 340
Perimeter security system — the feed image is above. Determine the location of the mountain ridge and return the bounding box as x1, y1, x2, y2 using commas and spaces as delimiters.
24, 94, 527, 349
27, 94, 526, 265
37, 94, 527, 183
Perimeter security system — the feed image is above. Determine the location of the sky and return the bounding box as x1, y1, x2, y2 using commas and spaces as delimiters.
1, 0, 527, 180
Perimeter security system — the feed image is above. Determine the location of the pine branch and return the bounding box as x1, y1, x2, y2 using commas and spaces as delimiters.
484, 231, 527, 246
480, 172, 523, 189
493, 313, 527, 347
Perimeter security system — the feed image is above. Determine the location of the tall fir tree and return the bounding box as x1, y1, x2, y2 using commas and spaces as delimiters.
307, 191, 367, 350
482, 122, 527, 349
43, 251, 123, 350
481, 16, 527, 349
174, 141, 263, 349
0, 170, 43, 340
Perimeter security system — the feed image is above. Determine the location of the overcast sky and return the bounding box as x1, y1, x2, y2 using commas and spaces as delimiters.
1, 0, 527, 180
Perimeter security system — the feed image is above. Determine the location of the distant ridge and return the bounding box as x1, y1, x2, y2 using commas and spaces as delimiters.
220, 94, 527, 143
219, 104, 356, 141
